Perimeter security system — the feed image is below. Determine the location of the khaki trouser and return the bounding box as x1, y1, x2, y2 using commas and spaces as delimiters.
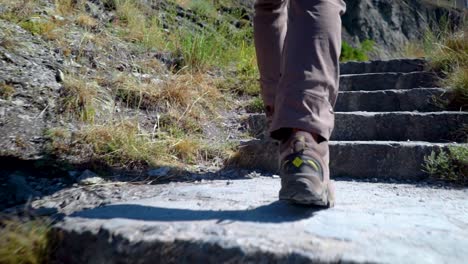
254, 0, 346, 141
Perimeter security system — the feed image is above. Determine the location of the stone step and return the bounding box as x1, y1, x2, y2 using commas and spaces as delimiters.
50, 178, 468, 264
243, 112, 468, 142
340, 58, 426, 74
340, 72, 438, 91
230, 139, 467, 180
335, 88, 448, 112
333, 111, 468, 142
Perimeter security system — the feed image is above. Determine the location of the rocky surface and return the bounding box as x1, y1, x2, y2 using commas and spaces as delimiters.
0, 20, 62, 160
50, 177, 468, 263
342, 0, 465, 58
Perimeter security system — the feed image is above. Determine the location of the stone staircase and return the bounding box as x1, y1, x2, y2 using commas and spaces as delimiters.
46, 59, 468, 264
237, 58, 468, 181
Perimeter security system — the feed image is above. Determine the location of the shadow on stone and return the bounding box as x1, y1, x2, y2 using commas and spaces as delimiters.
71, 201, 325, 223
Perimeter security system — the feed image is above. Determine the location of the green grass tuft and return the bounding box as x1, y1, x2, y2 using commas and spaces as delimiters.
423, 146, 468, 185
0, 218, 51, 264
340, 40, 375, 62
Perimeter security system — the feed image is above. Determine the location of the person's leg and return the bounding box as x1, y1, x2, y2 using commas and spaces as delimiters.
253, 0, 288, 119
273, 0, 346, 207
270, 0, 346, 142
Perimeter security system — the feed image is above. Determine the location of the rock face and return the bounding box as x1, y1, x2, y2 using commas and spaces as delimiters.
341, 0, 465, 57
51, 178, 468, 263
0, 20, 62, 160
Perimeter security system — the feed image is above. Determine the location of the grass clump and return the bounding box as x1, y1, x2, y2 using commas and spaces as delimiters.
423, 146, 468, 185
111, 0, 166, 48
59, 75, 112, 123
48, 120, 229, 169
0, 0, 39, 22
340, 40, 375, 62
443, 66, 468, 109
0, 83, 15, 99
245, 96, 264, 113
405, 19, 468, 110
76, 13, 98, 29
19, 19, 59, 40
78, 121, 170, 167
55, 0, 85, 15
0, 218, 51, 264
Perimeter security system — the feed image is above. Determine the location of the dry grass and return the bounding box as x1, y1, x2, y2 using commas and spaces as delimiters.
0, 218, 51, 264
429, 29, 468, 110
19, 19, 60, 40
1, 0, 253, 171
55, 0, 85, 15
111, 0, 165, 49
59, 75, 113, 122
0, 83, 15, 99
0, 27, 17, 50
405, 23, 468, 110
0, 0, 39, 22
76, 13, 98, 29
47, 119, 231, 169
444, 66, 468, 109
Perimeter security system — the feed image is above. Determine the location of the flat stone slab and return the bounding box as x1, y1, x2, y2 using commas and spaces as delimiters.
52, 178, 468, 264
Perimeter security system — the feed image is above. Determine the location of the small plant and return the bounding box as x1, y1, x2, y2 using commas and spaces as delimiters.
443, 66, 468, 110
0, 218, 51, 264
19, 19, 58, 40
423, 146, 468, 185
0, 83, 15, 99
340, 40, 375, 62
245, 96, 264, 113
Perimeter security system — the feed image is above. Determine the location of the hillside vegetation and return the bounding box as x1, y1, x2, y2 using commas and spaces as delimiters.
0, 0, 259, 172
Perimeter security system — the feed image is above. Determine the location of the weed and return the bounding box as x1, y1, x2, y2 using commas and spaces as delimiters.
423, 146, 468, 185
340, 40, 375, 62
0, 218, 51, 264
245, 96, 264, 113
0, 83, 15, 99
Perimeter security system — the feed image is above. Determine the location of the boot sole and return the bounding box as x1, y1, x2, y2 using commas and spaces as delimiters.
279, 180, 335, 208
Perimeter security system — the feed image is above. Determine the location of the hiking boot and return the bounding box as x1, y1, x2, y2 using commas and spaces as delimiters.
278, 131, 335, 207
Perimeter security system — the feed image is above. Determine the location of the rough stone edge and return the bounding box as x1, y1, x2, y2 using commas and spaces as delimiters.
49, 221, 350, 264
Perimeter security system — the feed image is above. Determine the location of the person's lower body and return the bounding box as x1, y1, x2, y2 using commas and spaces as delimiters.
253, 0, 346, 206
